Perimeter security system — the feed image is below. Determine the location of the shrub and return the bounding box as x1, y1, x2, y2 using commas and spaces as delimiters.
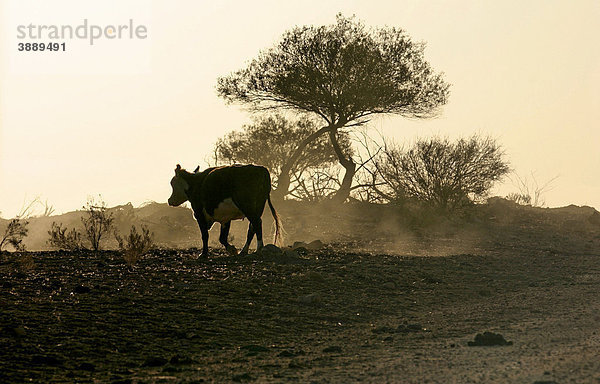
376, 135, 510, 211
505, 192, 531, 206
115, 225, 154, 266
0, 218, 29, 251
47, 222, 83, 251
506, 172, 558, 207
82, 197, 114, 251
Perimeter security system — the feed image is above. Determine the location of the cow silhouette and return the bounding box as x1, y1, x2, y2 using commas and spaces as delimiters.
168, 164, 281, 256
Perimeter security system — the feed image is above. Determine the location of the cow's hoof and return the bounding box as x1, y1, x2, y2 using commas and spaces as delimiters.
226, 245, 238, 256
239, 249, 248, 256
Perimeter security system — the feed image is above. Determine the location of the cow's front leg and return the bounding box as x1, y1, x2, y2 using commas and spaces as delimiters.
219, 221, 237, 256
199, 222, 210, 257
194, 212, 212, 257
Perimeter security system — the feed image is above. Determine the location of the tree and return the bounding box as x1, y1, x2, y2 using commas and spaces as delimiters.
213, 114, 353, 200
217, 14, 449, 202
375, 136, 510, 211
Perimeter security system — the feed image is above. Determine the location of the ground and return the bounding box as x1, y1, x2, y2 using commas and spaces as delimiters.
1, 200, 600, 383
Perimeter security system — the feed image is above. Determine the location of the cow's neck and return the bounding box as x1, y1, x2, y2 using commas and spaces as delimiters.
179, 168, 211, 203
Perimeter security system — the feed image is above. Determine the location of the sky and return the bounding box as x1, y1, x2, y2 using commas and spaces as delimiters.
1, 0, 599, 217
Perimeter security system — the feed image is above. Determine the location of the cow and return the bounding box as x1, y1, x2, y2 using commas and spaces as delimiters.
167, 164, 282, 256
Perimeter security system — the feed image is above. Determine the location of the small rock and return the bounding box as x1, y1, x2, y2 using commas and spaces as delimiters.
382, 281, 396, 290
298, 293, 321, 304
277, 350, 295, 357
78, 362, 95, 371
111, 379, 132, 384
283, 249, 300, 259
31, 354, 64, 366
288, 360, 305, 369
141, 357, 168, 367
322, 346, 342, 353
306, 240, 324, 250
259, 244, 283, 257
467, 331, 513, 346
293, 246, 309, 256
406, 324, 424, 331
291, 241, 308, 250
397, 324, 424, 333
372, 326, 397, 334
73, 285, 91, 294
240, 344, 269, 353
533, 381, 558, 384
232, 372, 253, 382
170, 354, 195, 365
5, 326, 26, 338
306, 271, 325, 282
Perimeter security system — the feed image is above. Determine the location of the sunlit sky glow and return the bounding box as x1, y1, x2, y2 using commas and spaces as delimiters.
1, 0, 599, 217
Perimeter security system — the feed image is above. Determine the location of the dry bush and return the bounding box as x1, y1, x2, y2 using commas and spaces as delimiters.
0, 200, 37, 252
376, 135, 510, 211
506, 172, 558, 207
0, 219, 29, 251
347, 129, 391, 204
47, 222, 83, 251
82, 197, 114, 251
115, 225, 154, 266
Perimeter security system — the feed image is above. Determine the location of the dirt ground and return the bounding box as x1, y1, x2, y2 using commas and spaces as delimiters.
2, 200, 600, 383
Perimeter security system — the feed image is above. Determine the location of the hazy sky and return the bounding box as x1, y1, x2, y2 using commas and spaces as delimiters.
1, 0, 599, 217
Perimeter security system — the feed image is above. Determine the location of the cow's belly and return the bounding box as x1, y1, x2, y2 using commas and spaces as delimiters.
205, 198, 245, 223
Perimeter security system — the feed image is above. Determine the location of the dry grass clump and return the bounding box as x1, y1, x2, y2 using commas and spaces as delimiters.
114, 225, 154, 266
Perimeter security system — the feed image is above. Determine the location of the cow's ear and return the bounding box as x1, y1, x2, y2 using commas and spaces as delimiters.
175, 164, 181, 174
193, 165, 200, 173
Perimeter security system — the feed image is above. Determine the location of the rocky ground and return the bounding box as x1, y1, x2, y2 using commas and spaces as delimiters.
1, 200, 600, 383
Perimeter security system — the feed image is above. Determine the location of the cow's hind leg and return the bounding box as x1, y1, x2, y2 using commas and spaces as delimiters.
240, 223, 255, 256
219, 221, 237, 256
250, 217, 264, 252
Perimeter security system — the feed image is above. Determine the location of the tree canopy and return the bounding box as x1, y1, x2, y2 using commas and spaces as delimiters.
214, 115, 352, 176
217, 14, 450, 126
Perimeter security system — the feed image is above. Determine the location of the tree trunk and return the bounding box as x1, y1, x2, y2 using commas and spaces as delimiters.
329, 129, 356, 204
272, 124, 333, 200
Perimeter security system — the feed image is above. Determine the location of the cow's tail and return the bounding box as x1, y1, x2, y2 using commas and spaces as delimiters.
267, 196, 283, 246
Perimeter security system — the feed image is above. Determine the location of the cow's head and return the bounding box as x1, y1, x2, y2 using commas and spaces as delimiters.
168, 164, 189, 206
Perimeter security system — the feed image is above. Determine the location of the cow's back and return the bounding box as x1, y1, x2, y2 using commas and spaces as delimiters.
201, 165, 271, 214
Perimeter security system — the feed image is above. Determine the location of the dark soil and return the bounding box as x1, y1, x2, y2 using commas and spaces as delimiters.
1, 243, 600, 383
